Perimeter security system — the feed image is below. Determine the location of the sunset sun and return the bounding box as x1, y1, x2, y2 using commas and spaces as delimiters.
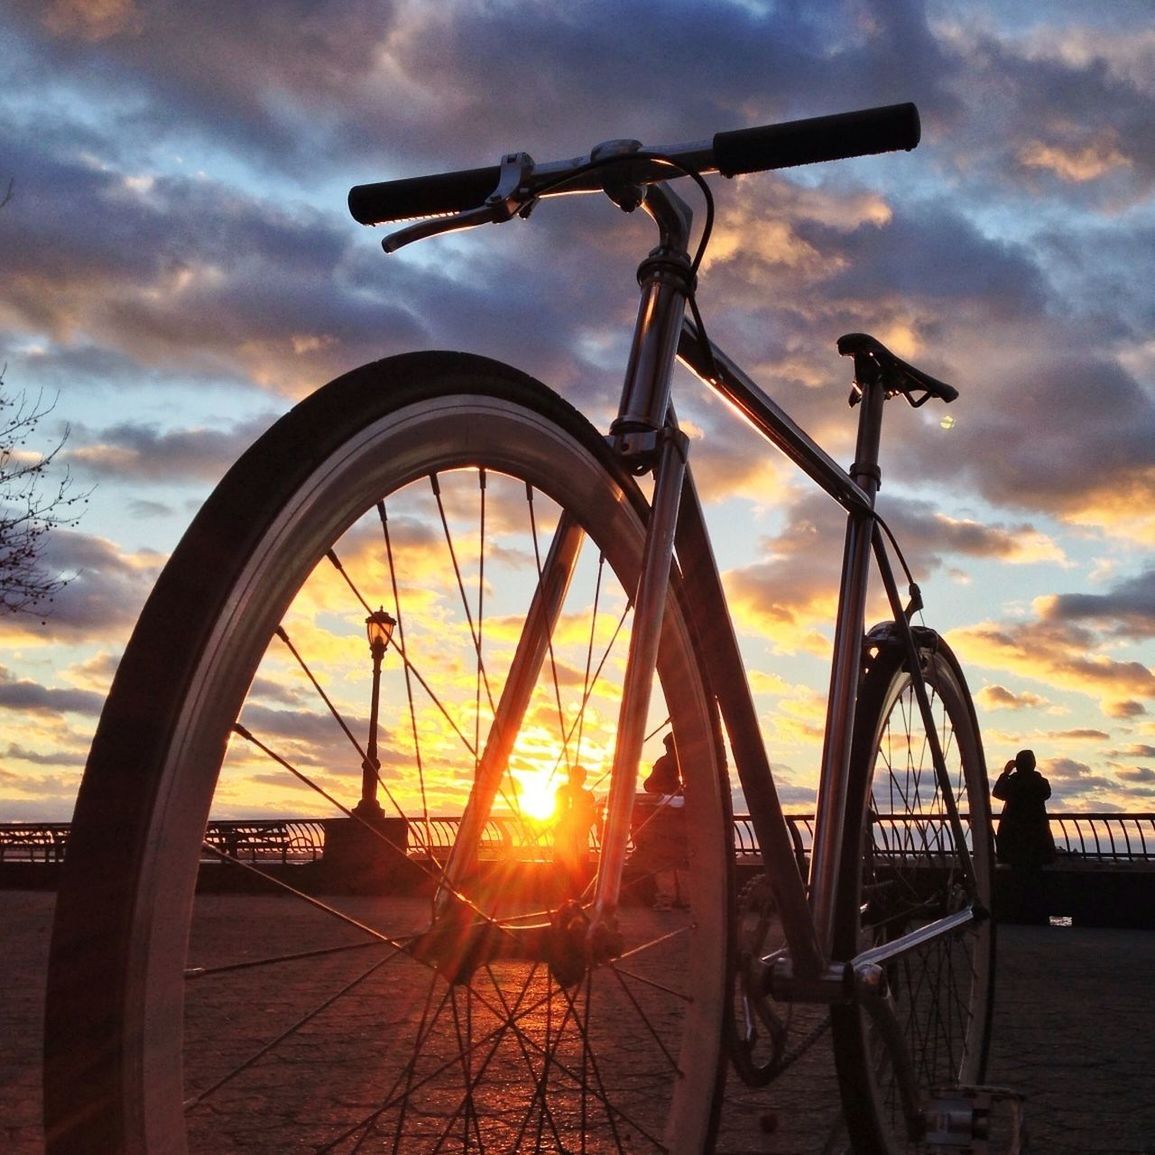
512, 768, 559, 823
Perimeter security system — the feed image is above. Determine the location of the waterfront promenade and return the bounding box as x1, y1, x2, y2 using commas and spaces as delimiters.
3, 889, 1153, 1153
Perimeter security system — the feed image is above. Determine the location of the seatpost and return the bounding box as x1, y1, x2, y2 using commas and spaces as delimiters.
808, 356, 887, 952
846, 353, 888, 504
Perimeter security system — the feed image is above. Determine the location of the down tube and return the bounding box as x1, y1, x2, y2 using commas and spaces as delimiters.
438, 509, 585, 908
674, 469, 823, 977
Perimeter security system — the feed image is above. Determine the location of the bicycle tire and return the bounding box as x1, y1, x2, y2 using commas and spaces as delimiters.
44, 352, 733, 1154
831, 625, 995, 1155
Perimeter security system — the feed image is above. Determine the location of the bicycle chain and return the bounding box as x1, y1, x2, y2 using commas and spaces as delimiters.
732, 874, 832, 1082
775, 1008, 831, 1076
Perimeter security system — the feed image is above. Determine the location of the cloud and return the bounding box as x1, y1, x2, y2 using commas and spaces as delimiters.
1106, 699, 1147, 719
1040, 755, 1124, 805
954, 616, 1155, 716
824, 197, 1049, 317
0, 529, 164, 648
1115, 765, 1155, 784
0, 138, 427, 395
6, 0, 1153, 541
931, 14, 1155, 205
1046, 755, 1094, 783
721, 492, 845, 656
69, 415, 280, 483
1113, 743, 1155, 759
0, 667, 104, 716
3, 0, 952, 183
2, 741, 86, 767
5, 1, 1155, 820
975, 684, 1050, 712
42, 530, 162, 636
1040, 570, 1155, 639
676, 404, 795, 508
879, 502, 1066, 568
6, 0, 401, 162
892, 348, 1155, 533
1018, 135, 1131, 184
718, 483, 1068, 658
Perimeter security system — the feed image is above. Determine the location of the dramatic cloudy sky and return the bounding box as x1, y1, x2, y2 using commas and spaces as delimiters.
4, 0, 1155, 820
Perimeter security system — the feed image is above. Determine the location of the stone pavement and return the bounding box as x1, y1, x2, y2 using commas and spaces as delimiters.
2, 890, 1153, 1153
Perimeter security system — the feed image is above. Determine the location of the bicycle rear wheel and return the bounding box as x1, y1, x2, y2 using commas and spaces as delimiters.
45, 352, 732, 1154
832, 625, 994, 1155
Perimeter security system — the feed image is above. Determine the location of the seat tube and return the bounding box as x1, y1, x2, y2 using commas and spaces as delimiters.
809, 378, 886, 953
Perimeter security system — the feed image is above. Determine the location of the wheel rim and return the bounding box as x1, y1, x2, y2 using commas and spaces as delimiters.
52, 379, 729, 1153
841, 646, 993, 1154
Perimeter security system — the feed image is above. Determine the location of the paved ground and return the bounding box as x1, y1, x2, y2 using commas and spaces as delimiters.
3, 890, 1153, 1153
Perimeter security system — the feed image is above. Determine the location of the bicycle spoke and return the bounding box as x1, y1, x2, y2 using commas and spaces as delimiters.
185, 949, 396, 1109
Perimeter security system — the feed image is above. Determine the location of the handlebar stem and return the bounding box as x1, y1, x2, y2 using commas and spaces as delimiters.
610, 184, 696, 461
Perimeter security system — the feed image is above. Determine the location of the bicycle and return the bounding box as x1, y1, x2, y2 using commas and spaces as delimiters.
45, 103, 1000, 1154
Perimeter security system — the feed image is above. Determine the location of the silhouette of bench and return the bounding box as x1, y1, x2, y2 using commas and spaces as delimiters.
203, 822, 292, 863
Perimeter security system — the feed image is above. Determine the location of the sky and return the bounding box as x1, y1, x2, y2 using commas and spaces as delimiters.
4, 0, 1155, 821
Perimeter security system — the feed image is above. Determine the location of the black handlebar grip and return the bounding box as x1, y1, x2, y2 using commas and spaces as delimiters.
713, 102, 920, 178
348, 164, 502, 225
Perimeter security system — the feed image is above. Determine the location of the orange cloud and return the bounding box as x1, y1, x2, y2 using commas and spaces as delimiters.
1019, 137, 1130, 183
952, 618, 1155, 716
42, 0, 140, 42
975, 684, 1050, 712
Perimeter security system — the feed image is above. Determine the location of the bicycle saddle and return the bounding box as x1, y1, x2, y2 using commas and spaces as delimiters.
837, 332, 958, 406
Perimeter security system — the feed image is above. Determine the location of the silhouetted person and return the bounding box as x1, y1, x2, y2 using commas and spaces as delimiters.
636, 733, 686, 910
993, 749, 1055, 923
554, 764, 599, 897
643, 733, 682, 796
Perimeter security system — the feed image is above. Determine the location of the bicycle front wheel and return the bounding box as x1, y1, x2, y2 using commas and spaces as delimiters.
832, 626, 994, 1155
45, 352, 732, 1154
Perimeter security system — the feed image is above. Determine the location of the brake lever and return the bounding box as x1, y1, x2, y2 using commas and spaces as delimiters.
382, 151, 537, 254
382, 204, 505, 252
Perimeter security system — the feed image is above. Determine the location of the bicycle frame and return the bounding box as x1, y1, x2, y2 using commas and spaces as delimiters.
440, 179, 983, 1025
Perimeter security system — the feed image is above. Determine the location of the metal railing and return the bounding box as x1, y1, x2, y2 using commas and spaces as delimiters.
1046, 812, 1155, 862
2, 812, 1153, 865
201, 819, 329, 863
736, 812, 1155, 864
0, 823, 71, 862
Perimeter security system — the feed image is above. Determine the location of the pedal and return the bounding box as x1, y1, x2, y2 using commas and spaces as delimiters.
925, 1085, 1026, 1154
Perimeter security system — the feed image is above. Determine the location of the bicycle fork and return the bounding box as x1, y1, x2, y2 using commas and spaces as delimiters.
429, 181, 698, 955
591, 179, 697, 947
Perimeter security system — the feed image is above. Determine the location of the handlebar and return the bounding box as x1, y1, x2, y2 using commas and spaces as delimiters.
712, 103, 920, 176
348, 102, 920, 228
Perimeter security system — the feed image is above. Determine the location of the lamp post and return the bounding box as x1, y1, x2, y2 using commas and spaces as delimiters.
354, 607, 396, 819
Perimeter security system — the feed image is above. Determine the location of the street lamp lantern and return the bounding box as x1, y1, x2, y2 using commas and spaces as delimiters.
366, 607, 396, 656
354, 607, 396, 819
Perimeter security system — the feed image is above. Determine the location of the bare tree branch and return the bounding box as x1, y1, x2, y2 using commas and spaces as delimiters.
0, 368, 90, 617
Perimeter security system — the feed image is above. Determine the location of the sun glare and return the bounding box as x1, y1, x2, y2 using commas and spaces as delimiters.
512, 769, 559, 822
